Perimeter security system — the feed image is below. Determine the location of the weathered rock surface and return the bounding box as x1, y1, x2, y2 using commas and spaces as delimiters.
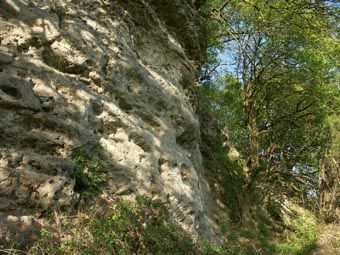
0, 0, 222, 248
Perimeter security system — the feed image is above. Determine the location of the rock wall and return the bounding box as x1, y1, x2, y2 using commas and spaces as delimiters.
0, 0, 222, 246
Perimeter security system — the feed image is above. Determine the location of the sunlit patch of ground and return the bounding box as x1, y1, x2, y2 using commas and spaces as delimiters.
312, 224, 340, 255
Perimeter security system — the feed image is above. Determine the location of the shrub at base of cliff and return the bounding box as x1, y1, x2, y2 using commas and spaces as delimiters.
29, 196, 197, 255
209, 205, 320, 255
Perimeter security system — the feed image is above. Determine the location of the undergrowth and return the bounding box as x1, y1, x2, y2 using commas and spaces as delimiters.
28, 194, 319, 255
30, 196, 197, 255
73, 155, 104, 197
198, 208, 319, 255
271, 210, 319, 255
28, 146, 320, 255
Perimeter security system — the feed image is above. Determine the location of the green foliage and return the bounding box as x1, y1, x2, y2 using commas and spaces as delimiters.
28, 191, 321, 255
271, 211, 319, 255
30, 196, 197, 255
73, 155, 104, 197
62, 33, 76, 45
199, 241, 227, 255
199, 207, 319, 255
200, 0, 339, 224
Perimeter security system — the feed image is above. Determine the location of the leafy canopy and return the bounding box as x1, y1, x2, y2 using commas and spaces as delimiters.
200, 0, 339, 221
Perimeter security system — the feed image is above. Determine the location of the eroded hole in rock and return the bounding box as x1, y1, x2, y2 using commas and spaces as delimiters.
117, 97, 134, 112
127, 84, 132, 93
42, 48, 66, 72
181, 164, 191, 181
139, 112, 163, 128
17, 43, 30, 53
92, 101, 103, 115
155, 100, 167, 112
0, 85, 20, 98
42, 47, 88, 75
158, 158, 167, 173
158, 158, 166, 166
129, 132, 152, 152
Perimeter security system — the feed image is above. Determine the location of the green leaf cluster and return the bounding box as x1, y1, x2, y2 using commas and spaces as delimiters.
73, 155, 104, 197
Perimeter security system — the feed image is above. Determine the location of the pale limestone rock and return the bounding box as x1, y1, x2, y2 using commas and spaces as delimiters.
0, 0, 224, 248
0, 75, 42, 110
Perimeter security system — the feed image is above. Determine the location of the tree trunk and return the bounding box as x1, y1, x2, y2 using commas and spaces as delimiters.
319, 156, 339, 222
238, 192, 254, 226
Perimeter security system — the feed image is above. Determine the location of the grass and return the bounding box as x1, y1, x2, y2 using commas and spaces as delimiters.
271, 210, 319, 255
29, 196, 197, 255
217, 207, 320, 255
21, 194, 320, 255
195, 205, 320, 255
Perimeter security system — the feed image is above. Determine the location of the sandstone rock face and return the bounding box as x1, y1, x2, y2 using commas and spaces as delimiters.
0, 0, 222, 247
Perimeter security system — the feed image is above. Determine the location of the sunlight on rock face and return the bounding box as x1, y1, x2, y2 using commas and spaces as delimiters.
0, 0, 223, 248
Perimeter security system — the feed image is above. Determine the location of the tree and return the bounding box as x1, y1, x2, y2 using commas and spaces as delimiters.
319, 111, 340, 222
201, 0, 339, 225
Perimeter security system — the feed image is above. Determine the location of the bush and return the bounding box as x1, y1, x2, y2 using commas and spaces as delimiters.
73, 155, 104, 197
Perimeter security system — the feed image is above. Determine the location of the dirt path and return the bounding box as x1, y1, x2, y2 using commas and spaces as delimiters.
311, 224, 340, 255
